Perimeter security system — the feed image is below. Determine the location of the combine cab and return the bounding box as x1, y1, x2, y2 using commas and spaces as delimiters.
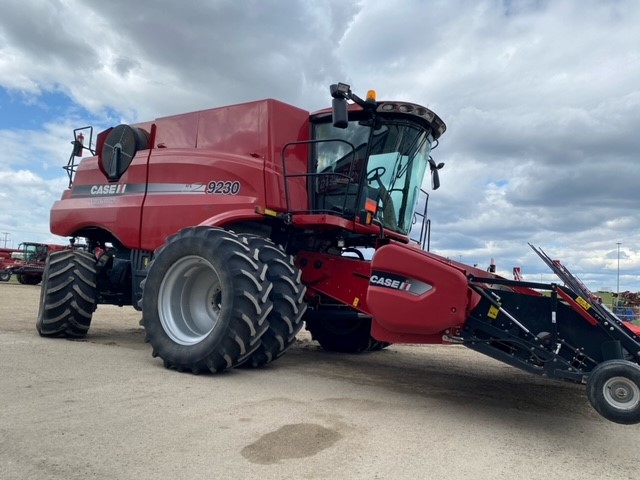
39, 83, 640, 424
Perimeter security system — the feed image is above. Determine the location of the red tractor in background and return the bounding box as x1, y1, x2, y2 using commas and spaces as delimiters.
0, 242, 68, 284
40, 83, 640, 424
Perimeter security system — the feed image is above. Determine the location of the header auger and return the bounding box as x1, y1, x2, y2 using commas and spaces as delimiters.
39, 83, 640, 423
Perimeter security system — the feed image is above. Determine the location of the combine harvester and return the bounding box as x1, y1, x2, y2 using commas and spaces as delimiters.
38, 82, 640, 423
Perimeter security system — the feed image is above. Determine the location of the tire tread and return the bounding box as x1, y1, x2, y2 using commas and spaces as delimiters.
37, 250, 97, 338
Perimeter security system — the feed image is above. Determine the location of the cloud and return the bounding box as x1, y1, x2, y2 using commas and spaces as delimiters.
0, 168, 68, 245
1, 0, 362, 120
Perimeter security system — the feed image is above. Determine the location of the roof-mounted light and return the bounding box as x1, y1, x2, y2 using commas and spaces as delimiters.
330, 82, 352, 99
375, 101, 447, 139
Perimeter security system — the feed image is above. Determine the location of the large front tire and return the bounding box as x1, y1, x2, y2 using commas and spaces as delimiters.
241, 236, 307, 368
141, 227, 273, 373
586, 359, 640, 424
36, 250, 97, 338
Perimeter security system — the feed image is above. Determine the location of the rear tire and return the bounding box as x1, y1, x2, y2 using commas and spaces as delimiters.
36, 250, 97, 338
240, 236, 307, 368
305, 310, 390, 353
0, 270, 10, 282
141, 227, 273, 373
586, 359, 640, 424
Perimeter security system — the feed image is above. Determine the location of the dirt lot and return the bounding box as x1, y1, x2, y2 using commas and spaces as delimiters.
1, 282, 638, 480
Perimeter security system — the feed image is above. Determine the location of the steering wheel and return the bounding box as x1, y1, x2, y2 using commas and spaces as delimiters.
365, 166, 398, 230
366, 166, 386, 182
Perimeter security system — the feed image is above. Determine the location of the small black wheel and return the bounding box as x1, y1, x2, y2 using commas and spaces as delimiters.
0, 270, 10, 282
586, 359, 640, 424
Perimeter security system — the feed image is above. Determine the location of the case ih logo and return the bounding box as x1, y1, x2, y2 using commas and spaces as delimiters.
370, 274, 412, 291
90, 184, 127, 195
369, 271, 433, 296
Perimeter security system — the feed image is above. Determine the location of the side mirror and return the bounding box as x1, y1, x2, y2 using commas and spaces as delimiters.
429, 158, 445, 191
73, 133, 84, 157
332, 97, 348, 129
431, 169, 440, 191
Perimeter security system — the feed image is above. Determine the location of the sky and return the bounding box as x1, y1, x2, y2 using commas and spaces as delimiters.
0, 0, 639, 293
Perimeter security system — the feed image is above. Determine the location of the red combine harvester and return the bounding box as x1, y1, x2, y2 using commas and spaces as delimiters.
40, 83, 640, 423
0, 242, 67, 284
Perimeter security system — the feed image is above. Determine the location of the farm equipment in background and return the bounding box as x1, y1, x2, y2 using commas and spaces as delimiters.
39, 82, 640, 424
0, 242, 68, 284
614, 307, 638, 322
0, 247, 21, 282
614, 292, 640, 322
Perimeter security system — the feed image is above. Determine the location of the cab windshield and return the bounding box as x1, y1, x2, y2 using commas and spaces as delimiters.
21, 243, 47, 262
312, 117, 433, 235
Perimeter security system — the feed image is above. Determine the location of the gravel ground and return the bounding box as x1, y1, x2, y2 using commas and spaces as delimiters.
0, 282, 638, 480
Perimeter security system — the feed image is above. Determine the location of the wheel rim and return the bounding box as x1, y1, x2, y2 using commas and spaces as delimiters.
603, 376, 640, 411
158, 255, 223, 346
